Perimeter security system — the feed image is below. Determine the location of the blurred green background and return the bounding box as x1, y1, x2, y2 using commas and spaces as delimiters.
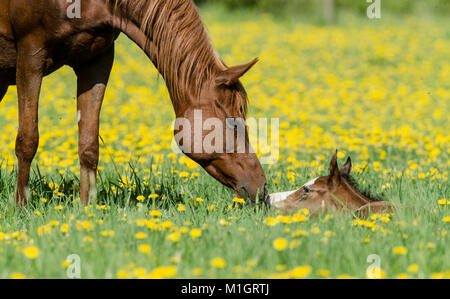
195, 0, 449, 19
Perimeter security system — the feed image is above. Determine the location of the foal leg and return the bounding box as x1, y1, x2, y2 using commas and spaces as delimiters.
74, 48, 114, 205
15, 43, 46, 205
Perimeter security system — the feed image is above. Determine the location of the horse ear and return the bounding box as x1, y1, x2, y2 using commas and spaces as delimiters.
215, 58, 258, 86
340, 157, 352, 176
328, 150, 340, 187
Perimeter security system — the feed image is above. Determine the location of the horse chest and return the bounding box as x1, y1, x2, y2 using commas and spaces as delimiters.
48, 29, 118, 69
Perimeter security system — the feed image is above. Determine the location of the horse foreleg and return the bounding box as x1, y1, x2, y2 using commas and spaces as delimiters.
355, 201, 394, 218
74, 47, 114, 205
15, 41, 46, 206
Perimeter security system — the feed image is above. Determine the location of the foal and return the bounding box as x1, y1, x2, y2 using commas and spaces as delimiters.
268, 151, 394, 218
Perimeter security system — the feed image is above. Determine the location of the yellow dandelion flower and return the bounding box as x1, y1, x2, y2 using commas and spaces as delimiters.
179, 171, 189, 178
232, 197, 245, 204
190, 228, 202, 240
167, 232, 181, 242
273, 238, 288, 251
135, 232, 147, 240
393, 246, 408, 255
408, 264, 418, 273
23, 246, 40, 259
61, 223, 69, 233
211, 257, 226, 268
318, 269, 330, 277
10, 273, 26, 279
149, 210, 162, 217
290, 266, 312, 278
438, 198, 448, 205
138, 244, 151, 254
366, 267, 386, 279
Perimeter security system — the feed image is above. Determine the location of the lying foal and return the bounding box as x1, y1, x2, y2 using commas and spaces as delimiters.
268, 151, 394, 218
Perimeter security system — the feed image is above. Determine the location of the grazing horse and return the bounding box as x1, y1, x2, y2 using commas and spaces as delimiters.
268, 151, 394, 217
0, 0, 267, 205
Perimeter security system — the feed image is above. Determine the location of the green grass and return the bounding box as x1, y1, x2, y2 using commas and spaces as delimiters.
0, 6, 449, 279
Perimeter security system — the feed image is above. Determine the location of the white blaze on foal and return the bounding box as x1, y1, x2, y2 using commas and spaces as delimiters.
268, 177, 318, 205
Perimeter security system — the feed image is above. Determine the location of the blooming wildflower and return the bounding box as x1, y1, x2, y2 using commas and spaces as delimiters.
393, 246, 408, 255
318, 269, 330, 277
23, 246, 40, 259
10, 273, 26, 279
190, 228, 202, 240
166, 232, 181, 242
61, 224, 69, 233
211, 257, 226, 268
138, 244, 151, 254
149, 210, 162, 217
273, 238, 288, 251
135, 232, 147, 240
289, 266, 312, 278
438, 199, 449, 205
232, 197, 245, 204
408, 264, 419, 273
366, 267, 386, 279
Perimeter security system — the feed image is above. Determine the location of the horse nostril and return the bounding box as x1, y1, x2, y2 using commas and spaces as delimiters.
260, 183, 269, 204
238, 186, 250, 200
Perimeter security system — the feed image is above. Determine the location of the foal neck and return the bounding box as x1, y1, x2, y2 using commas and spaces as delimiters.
339, 179, 372, 208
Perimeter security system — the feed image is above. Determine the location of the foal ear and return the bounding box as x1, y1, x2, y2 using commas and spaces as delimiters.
328, 150, 340, 187
340, 157, 352, 176
215, 58, 259, 86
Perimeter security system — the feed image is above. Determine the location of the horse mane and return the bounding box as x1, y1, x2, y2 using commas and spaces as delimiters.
107, 0, 248, 115
341, 174, 383, 202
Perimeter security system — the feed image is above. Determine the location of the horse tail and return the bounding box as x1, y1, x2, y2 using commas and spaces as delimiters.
0, 86, 8, 103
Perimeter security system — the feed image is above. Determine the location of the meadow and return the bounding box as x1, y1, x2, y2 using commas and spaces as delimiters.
0, 6, 448, 279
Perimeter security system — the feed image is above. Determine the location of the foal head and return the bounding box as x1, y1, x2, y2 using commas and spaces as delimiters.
174, 59, 267, 202
268, 151, 392, 216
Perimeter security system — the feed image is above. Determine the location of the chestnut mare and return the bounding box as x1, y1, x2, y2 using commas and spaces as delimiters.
268, 151, 394, 218
0, 0, 267, 205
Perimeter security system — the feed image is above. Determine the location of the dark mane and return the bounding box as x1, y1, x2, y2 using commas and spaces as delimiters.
108, 0, 248, 115
341, 174, 383, 202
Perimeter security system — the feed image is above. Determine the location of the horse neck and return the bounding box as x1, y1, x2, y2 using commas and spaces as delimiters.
109, 0, 223, 114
